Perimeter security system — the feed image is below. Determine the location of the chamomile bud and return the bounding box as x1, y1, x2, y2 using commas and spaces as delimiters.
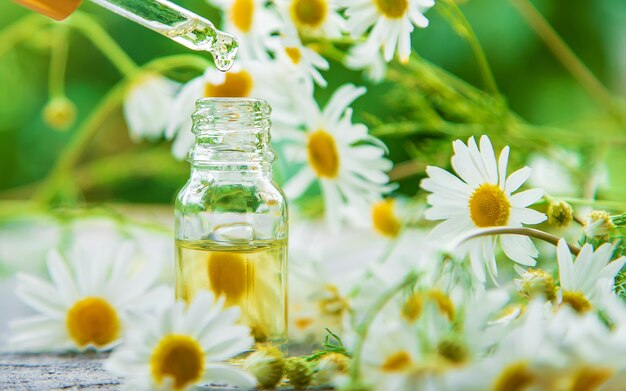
547, 200, 573, 227
313, 353, 349, 385
43, 96, 76, 131
518, 269, 556, 301
285, 357, 313, 390
584, 210, 615, 240
244, 344, 285, 389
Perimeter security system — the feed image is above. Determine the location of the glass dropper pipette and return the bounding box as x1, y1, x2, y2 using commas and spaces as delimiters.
13, 0, 238, 71
89, 0, 238, 71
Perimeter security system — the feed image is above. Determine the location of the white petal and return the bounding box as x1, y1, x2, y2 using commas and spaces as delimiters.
557, 238, 575, 290
283, 168, 315, 199
505, 167, 532, 194
509, 188, 544, 208
511, 208, 547, 225
202, 363, 257, 390
479, 135, 498, 184
500, 235, 537, 266
498, 146, 510, 189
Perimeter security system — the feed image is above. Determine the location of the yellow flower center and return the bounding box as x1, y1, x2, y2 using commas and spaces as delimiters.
290, 0, 328, 29
561, 291, 592, 314
230, 0, 254, 32
205, 71, 253, 98
151, 334, 205, 391
318, 284, 348, 316
295, 317, 315, 330
307, 130, 340, 178
371, 199, 402, 238
381, 351, 412, 372
285, 47, 303, 64
491, 362, 535, 391
427, 289, 455, 321
208, 251, 251, 306
468, 183, 511, 227
374, 0, 408, 18
66, 296, 120, 348
570, 366, 613, 391
401, 293, 423, 323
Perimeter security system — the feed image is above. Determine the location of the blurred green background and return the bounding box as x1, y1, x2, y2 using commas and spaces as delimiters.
0, 0, 625, 205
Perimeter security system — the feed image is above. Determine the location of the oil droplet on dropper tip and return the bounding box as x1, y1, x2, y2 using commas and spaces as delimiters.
212, 31, 239, 72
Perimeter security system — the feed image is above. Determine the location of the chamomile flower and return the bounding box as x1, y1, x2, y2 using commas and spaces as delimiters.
123, 74, 179, 141
275, 0, 345, 38
207, 0, 281, 60
282, 84, 394, 230
106, 291, 256, 391
345, 42, 387, 82
166, 62, 298, 159
341, 0, 434, 62
556, 239, 625, 313
421, 135, 547, 282
444, 299, 565, 391
360, 320, 425, 391
270, 33, 330, 88
9, 244, 166, 352
288, 218, 386, 341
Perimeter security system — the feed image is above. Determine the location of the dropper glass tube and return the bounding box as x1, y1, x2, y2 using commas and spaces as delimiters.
89, 0, 238, 71
13, 0, 238, 70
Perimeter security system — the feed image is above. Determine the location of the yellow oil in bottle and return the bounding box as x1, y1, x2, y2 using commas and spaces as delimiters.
175, 239, 288, 346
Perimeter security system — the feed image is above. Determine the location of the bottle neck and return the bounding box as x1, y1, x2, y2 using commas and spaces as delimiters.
188, 98, 275, 174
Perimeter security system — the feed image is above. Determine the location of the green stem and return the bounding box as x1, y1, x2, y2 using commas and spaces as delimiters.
437, 0, 500, 96
67, 11, 139, 78
33, 82, 127, 204
460, 227, 581, 255
348, 272, 419, 385
559, 197, 626, 212
0, 14, 49, 58
48, 25, 70, 99
32, 54, 212, 204
509, 0, 626, 127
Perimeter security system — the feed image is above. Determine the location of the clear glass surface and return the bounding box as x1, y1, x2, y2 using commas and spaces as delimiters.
175, 98, 288, 347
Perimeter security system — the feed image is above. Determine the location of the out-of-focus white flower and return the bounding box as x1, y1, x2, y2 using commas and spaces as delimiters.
0, 217, 62, 276
557, 238, 625, 313
421, 135, 547, 282
443, 300, 561, 391
64, 217, 174, 284
528, 150, 610, 199
341, 0, 434, 62
275, 0, 345, 38
360, 320, 426, 391
345, 43, 387, 82
166, 62, 300, 159
9, 244, 167, 352
106, 291, 256, 391
282, 84, 394, 230
123, 74, 179, 141
269, 33, 329, 89
288, 218, 387, 342
528, 151, 578, 197
207, 0, 282, 60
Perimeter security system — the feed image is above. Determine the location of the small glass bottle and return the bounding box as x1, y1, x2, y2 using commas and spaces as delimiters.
175, 98, 288, 348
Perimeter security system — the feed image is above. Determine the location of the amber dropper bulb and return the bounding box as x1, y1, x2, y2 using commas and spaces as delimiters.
12, 0, 238, 71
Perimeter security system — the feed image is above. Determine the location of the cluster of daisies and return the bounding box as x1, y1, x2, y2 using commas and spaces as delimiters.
124, 0, 437, 230
7, 134, 626, 390
284, 135, 626, 390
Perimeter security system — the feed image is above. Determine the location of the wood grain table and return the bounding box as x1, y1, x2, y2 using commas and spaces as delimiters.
0, 353, 332, 390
